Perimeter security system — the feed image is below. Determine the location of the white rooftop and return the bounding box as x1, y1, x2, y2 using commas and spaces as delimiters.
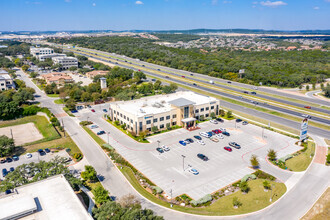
0, 175, 91, 220
111, 91, 218, 117
0, 74, 12, 80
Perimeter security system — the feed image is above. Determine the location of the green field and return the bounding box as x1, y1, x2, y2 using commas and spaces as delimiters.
82, 126, 106, 146
54, 99, 65, 104
286, 141, 315, 171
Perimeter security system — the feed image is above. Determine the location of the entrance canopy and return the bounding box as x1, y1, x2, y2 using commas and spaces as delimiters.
181, 117, 197, 123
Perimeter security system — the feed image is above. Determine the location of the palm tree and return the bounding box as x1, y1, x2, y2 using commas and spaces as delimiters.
267, 149, 277, 161
250, 154, 260, 169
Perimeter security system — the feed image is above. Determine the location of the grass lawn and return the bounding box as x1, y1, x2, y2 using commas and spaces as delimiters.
63, 107, 75, 117
47, 94, 60, 98
325, 139, 330, 146
301, 188, 330, 220
286, 141, 315, 172
0, 115, 60, 144
120, 167, 286, 216
83, 126, 106, 146
24, 136, 82, 156
107, 120, 149, 143
54, 99, 65, 104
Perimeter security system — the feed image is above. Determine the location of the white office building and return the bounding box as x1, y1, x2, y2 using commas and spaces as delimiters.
109, 91, 220, 135
52, 56, 78, 69
38, 53, 67, 62
0, 70, 15, 90
30, 47, 54, 57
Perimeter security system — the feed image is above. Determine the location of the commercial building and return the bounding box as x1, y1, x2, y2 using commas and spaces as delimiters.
42, 72, 73, 85
0, 69, 15, 90
30, 47, 54, 57
39, 53, 67, 62
109, 91, 220, 134
0, 175, 91, 220
52, 56, 78, 69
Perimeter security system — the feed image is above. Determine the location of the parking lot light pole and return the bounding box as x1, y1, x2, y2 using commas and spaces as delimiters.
157, 140, 160, 148
107, 132, 110, 145
181, 155, 186, 171
87, 116, 89, 123
270, 184, 275, 202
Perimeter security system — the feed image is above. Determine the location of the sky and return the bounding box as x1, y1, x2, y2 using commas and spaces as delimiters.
0, 0, 329, 31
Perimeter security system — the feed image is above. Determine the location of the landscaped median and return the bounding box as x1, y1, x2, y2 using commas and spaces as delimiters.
82, 124, 287, 216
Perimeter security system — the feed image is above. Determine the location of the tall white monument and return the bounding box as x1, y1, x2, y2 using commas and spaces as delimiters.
100, 77, 107, 89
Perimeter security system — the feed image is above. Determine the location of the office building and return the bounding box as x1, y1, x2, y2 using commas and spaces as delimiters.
42, 72, 73, 85
30, 47, 54, 57
52, 56, 78, 69
0, 69, 15, 90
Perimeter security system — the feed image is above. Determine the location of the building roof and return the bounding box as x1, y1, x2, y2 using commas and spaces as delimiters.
181, 117, 197, 123
168, 98, 195, 107
42, 72, 73, 83
111, 91, 218, 117
0, 175, 91, 220
0, 69, 8, 74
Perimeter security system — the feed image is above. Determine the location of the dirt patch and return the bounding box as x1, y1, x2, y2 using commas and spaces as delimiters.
0, 123, 43, 145
87, 57, 115, 67
301, 187, 330, 220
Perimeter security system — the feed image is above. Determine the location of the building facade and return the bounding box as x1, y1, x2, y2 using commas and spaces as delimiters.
38, 53, 67, 62
0, 70, 15, 90
30, 47, 54, 57
109, 91, 220, 135
52, 57, 78, 69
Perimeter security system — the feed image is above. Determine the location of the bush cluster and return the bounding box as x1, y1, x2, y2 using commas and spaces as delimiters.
190, 194, 213, 207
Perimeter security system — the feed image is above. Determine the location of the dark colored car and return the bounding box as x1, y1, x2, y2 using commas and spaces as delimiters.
236, 119, 242, 123
103, 109, 108, 112
9, 167, 14, 172
212, 129, 221, 134
71, 110, 78, 113
0, 159, 6, 164
207, 132, 213, 137
185, 138, 194, 143
5, 189, 12, 194
12, 155, 19, 161
165, 76, 169, 78
38, 149, 45, 156
2, 168, 8, 177
190, 74, 193, 76
179, 140, 186, 146
216, 118, 224, 122
194, 135, 202, 140
229, 142, 241, 149
193, 83, 197, 86
44, 148, 50, 153
224, 146, 232, 152
142, 65, 145, 67
243, 91, 249, 94
197, 154, 209, 161
227, 81, 231, 83
97, 131, 105, 135
222, 131, 230, 136
156, 147, 164, 153
6, 158, 13, 163
91, 109, 95, 112
251, 92, 257, 95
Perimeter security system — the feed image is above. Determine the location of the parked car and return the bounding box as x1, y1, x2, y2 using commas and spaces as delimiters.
103, 109, 108, 112
197, 154, 209, 161
187, 167, 199, 175
224, 146, 232, 152
210, 119, 218, 124
304, 106, 311, 109
91, 109, 95, 112
2, 168, 8, 177
44, 148, 50, 153
194, 135, 202, 140
207, 132, 213, 137
0, 159, 6, 164
179, 140, 186, 146
6, 158, 13, 163
219, 128, 226, 132
185, 138, 194, 143
242, 121, 249, 125
26, 153, 32, 159
71, 110, 78, 113
197, 140, 205, 145
227, 81, 231, 83
161, 145, 170, 152
229, 142, 241, 149
215, 134, 224, 139
156, 147, 164, 153
97, 131, 105, 135
210, 137, 219, 142
5, 189, 12, 195
91, 125, 98, 129
222, 131, 230, 136
236, 119, 242, 123
212, 129, 221, 134
9, 167, 14, 172
216, 118, 224, 122
199, 132, 210, 138
38, 149, 45, 156
251, 92, 257, 95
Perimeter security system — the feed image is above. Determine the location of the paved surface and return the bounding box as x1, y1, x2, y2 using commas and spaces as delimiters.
69, 73, 92, 86
0, 123, 43, 145
0, 150, 71, 179
18, 68, 330, 220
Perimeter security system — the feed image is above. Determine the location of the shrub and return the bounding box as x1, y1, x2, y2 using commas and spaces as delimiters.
263, 180, 271, 190
253, 170, 276, 181
239, 181, 250, 193
81, 165, 98, 182
114, 120, 120, 126
73, 153, 83, 161
226, 110, 233, 118
279, 154, 293, 163
80, 121, 93, 126
121, 123, 127, 130
232, 197, 242, 208
190, 194, 212, 206
250, 154, 260, 168
327, 154, 330, 164
241, 174, 257, 182
151, 186, 163, 194
267, 149, 277, 161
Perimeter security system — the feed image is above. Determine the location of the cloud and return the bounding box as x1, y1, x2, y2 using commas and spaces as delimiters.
25, 1, 41, 4
212, 0, 218, 5
313, 6, 320, 10
325, 0, 330, 2
135, 1, 144, 4
92, 2, 96, 6
223, 0, 232, 3
64, 0, 71, 2
260, 1, 287, 7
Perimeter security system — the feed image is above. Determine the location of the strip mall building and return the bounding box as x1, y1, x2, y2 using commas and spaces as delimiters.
109, 91, 220, 134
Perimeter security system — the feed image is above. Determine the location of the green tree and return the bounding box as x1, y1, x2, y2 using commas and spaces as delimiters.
306, 85, 310, 91
0, 135, 15, 157
69, 66, 78, 72
153, 80, 162, 90
263, 180, 271, 190
134, 71, 146, 83
169, 83, 178, 92
298, 85, 303, 90
210, 112, 216, 118
232, 196, 242, 208
199, 115, 205, 121
139, 131, 147, 140
81, 165, 98, 182
151, 126, 158, 133
92, 185, 110, 206
21, 64, 30, 72
65, 99, 76, 110
267, 149, 277, 161
226, 110, 233, 118
250, 154, 260, 168
312, 83, 316, 90
239, 181, 250, 193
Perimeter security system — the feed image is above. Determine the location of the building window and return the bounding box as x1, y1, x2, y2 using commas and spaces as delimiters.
146, 120, 151, 124
124, 116, 126, 119
153, 118, 158, 123
206, 114, 209, 117
139, 122, 143, 131
127, 117, 129, 121
160, 124, 164, 129
127, 125, 130, 129
120, 113, 122, 117
131, 119, 133, 123
172, 122, 176, 126
206, 107, 209, 111
160, 117, 164, 121
195, 109, 199, 113
114, 110, 116, 114
173, 114, 177, 118
166, 115, 170, 120
201, 108, 204, 112
211, 106, 214, 110
184, 106, 189, 118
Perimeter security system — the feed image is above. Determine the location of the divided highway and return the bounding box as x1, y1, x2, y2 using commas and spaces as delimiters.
65, 48, 330, 127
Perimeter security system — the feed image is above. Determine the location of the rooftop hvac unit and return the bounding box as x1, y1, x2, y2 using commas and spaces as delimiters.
140, 109, 145, 113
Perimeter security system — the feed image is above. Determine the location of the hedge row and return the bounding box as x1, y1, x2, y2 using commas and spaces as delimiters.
241, 174, 257, 182
190, 194, 212, 206
279, 154, 293, 163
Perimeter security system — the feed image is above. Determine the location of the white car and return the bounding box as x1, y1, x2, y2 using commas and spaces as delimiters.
210, 120, 218, 124
197, 140, 205, 145
90, 125, 98, 129
26, 153, 32, 159
219, 128, 226, 132
215, 134, 224, 139
199, 132, 210, 138
161, 145, 170, 151
187, 167, 199, 175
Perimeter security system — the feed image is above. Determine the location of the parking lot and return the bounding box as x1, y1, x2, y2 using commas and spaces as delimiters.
0, 150, 72, 179
87, 116, 302, 200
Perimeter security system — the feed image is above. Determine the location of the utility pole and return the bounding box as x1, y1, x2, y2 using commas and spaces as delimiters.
181, 155, 186, 171
10, 129, 14, 140
157, 140, 160, 148
62, 119, 66, 137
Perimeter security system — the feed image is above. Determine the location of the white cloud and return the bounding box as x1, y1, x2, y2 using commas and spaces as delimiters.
64, 0, 71, 3
325, 0, 330, 2
260, 1, 287, 7
313, 6, 320, 10
212, 0, 218, 5
135, 1, 144, 5
92, 2, 96, 6
223, 1, 232, 4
